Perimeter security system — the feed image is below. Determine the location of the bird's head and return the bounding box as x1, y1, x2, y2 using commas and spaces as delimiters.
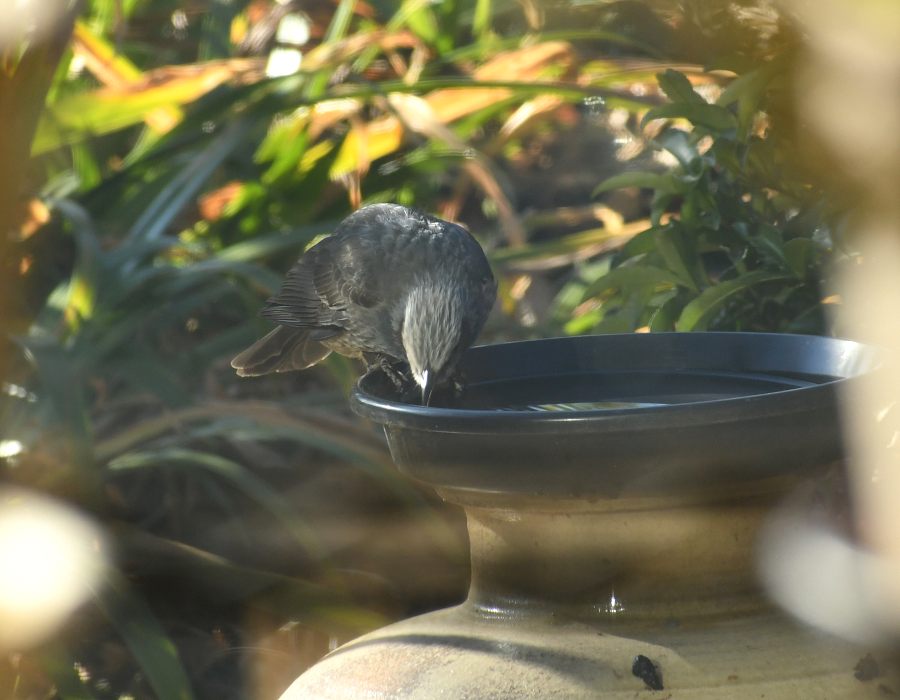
401, 277, 471, 405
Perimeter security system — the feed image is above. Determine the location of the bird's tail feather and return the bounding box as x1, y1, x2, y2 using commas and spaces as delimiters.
231, 326, 331, 377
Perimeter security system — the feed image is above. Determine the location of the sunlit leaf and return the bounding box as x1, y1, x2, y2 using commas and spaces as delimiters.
303, 0, 358, 99
474, 0, 493, 39
72, 20, 182, 133
33, 60, 260, 154
403, 2, 439, 44
331, 42, 577, 178
330, 117, 404, 179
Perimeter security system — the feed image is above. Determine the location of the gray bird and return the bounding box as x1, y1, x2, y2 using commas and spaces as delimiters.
231, 203, 496, 404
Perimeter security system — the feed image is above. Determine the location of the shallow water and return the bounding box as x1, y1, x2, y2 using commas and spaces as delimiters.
506, 401, 666, 412
452, 370, 834, 412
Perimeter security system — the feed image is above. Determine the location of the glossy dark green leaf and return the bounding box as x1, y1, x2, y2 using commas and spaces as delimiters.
676, 271, 792, 331
656, 128, 698, 169
642, 102, 738, 133
617, 225, 664, 261
648, 293, 683, 332
654, 226, 705, 291
584, 265, 687, 298
783, 238, 817, 279
656, 69, 705, 104
751, 225, 789, 269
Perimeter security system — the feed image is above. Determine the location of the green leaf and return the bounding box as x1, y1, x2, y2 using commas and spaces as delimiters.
593, 171, 683, 197
124, 119, 253, 245
642, 103, 738, 132
110, 350, 194, 406
323, 0, 356, 43
305, 0, 357, 99
491, 226, 634, 266
584, 265, 686, 298
96, 571, 195, 700
654, 226, 703, 291
656, 69, 705, 104
107, 448, 324, 556
675, 271, 792, 331
260, 128, 310, 184
656, 128, 698, 169
405, 5, 440, 44
177, 259, 285, 295
717, 61, 782, 137
648, 294, 683, 332
215, 223, 339, 262
443, 30, 664, 63
617, 225, 662, 261
54, 200, 104, 329
751, 225, 789, 269
14, 334, 94, 469
783, 238, 817, 279
199, 0, 239, 60
474, 0, 492, 38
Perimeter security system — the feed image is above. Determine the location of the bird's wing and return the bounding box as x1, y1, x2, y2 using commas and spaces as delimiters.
312, 235, 383, 310
260, 256, 341, 331
260, 233, 384, 331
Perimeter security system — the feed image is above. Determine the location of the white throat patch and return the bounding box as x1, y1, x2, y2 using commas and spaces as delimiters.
402, 279, 463, 388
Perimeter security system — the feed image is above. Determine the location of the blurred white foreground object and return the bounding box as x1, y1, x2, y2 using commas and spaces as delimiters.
0, 0, 68, 49
764, 0, 900, 644
0, 488, 106, 650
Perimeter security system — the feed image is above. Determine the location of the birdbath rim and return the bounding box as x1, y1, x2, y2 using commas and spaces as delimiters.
350, 332, 877, 497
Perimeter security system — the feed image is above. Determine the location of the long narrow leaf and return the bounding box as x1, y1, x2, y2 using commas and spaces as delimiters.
304, 0, 357, 99
593, 171, 683, 196
95, 571, 195, 700
473, 0, 492, 39
124, 118, 252, 246
107, 448, 325, 557
215, 222, 340, 262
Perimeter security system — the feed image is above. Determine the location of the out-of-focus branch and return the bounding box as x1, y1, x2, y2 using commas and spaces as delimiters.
0, 0, 84, 344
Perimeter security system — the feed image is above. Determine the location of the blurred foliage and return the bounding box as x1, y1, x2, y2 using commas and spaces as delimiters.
0, 0, 843, 698
560, 64, 836, 335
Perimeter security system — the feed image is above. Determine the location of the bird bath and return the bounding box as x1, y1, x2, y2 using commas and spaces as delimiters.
280, 332, 887, 699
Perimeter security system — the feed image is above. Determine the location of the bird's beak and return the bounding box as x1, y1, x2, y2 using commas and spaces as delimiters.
421, 369, 436, 406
